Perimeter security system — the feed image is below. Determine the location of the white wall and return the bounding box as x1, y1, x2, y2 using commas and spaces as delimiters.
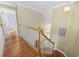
51, 2, 79, 56
17, 5, 46, 48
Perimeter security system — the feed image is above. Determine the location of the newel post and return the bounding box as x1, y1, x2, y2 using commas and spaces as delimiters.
38, 27, 41, 56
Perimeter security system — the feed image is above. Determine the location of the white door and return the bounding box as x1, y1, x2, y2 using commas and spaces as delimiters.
0, 7, 18, 38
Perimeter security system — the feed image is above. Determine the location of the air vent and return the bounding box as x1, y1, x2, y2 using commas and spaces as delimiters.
58, 27, 67, 37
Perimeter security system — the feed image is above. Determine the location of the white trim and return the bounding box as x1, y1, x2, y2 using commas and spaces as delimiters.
0, 2, 16, 8
0, 2, 16, 10
54, 48, 68, 57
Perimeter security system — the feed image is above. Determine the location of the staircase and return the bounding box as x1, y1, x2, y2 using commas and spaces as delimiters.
3, 30, 65, 57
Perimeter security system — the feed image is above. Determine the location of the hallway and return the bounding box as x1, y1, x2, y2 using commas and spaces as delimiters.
0, 1, 78, 57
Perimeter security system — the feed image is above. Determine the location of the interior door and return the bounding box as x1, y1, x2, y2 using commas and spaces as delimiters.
0, 7, 18, 38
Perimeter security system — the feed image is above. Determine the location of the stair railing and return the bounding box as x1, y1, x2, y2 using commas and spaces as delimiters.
19, 24, 55, 56
40, 29, 55, 54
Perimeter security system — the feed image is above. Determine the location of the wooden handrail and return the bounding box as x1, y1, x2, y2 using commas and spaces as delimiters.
41, 30, 54, 45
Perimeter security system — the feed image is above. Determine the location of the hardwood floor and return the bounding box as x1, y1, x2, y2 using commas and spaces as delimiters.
3, 31, 39, 57
3, 31, 65, 57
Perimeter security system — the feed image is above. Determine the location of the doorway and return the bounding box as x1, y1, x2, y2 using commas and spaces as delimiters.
0, 7, 18, 56
0, 7, 18, 38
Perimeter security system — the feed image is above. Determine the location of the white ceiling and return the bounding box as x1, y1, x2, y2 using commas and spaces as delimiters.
16, 1, 67, 11
5, 1, 67, 12
5, 1, 68, 23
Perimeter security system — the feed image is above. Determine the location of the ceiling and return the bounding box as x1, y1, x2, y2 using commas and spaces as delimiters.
5, 1, 67, 12
5, 1, 68, 23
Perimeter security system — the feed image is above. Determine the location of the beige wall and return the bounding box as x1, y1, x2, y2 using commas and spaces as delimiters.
51, 2, 79, 56
17, 5, 45, 28
17, 5, 46, 48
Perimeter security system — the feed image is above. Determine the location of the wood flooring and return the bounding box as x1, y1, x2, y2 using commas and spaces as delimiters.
3, 31, 65, 57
